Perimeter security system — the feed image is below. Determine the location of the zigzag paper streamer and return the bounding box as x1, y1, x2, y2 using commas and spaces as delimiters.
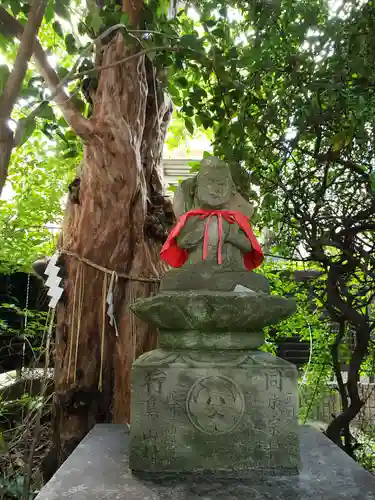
44, 252, 64, 309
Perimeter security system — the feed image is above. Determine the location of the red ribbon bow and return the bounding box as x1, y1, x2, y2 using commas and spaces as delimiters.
160, 209, 264, 271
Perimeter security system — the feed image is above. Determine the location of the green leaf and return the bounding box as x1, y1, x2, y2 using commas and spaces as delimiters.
19, 86, 39, 98
64, 130, 77, 141
197, 111, 212, 129
331, 130, 351, 152
176, 76, 189, 88
168, 83, 182, 106
54, 0, 70, 20
190, 86, 207, 104
86, 1, 102, 34
262, 193, 276, 208
78, 21, 87, 36
120, 12, 129, 25
70, 96, 86, 113
156, 0, 170, 17
188, 160, 200, 172
228, 47, 238, 60
57, 67, 69, 79
0, 65, 10, 94
184, 117, 194, 135
37, 102, 55, 121
370, 171, 375, 193
52, 21, 64, 38
145, 45, 157, 61
17, 118, 37, 147
212, 27, 225, 38
44, 0, 54, 23
65, 34, 77, 55
10, 2, 22, 16
57, 117, 68, 128
180, 34, 203, 51
63, 148, 78, 158
182, 105, 194, 117
0, 33, 11, 52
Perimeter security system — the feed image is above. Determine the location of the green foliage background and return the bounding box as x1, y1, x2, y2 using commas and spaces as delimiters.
0, 0, 374, 468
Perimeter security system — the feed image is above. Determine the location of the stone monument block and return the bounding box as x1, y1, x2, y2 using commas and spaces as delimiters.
129, 349, 299, 475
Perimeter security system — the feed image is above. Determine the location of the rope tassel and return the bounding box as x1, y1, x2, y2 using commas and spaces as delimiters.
106, 271, 119, 337
98, 274, 108, 392
67, 263, 80, 384
73, 263, 84, 383
51, 249, 159, 390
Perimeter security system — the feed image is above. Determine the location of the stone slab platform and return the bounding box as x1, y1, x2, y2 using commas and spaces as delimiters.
35, 424, 375, 500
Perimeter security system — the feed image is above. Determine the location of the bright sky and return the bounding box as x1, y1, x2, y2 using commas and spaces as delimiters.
163, 129, 212, 159
2, 183, 13, 201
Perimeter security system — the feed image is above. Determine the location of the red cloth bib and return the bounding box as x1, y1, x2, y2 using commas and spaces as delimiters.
160, 209, 264, 271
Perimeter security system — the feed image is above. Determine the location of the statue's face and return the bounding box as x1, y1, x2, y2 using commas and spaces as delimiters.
196, 169, 232, 208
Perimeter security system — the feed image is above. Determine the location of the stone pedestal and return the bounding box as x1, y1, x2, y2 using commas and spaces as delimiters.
129, 349, 299, 475
129, 265, 299, 476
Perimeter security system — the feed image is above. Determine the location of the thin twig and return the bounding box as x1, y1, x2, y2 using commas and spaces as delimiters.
66, 46, 179, 83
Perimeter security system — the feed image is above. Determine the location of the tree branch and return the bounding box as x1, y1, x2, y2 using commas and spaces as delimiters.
67, 46, 177, 83
325, 264, 369, 455
0, 6, 91, 140
331, 321, 348, 411
0, 0, 47, 195
0, 0, 47, 125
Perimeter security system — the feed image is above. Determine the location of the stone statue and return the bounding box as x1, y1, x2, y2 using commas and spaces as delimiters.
173, 157, 254, 219
128, 156, 299, 478
160, 156, 269, 293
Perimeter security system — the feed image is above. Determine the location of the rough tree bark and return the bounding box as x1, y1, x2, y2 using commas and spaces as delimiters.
46, 31, 173, 477
0, 0, 175, 476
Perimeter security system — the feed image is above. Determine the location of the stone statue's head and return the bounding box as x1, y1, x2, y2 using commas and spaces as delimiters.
195, 157, 233, 208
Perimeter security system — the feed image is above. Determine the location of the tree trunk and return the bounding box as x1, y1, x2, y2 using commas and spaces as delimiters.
45, 33, 173, 476
324, 264, 370, 456
0, 123, 13, 194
